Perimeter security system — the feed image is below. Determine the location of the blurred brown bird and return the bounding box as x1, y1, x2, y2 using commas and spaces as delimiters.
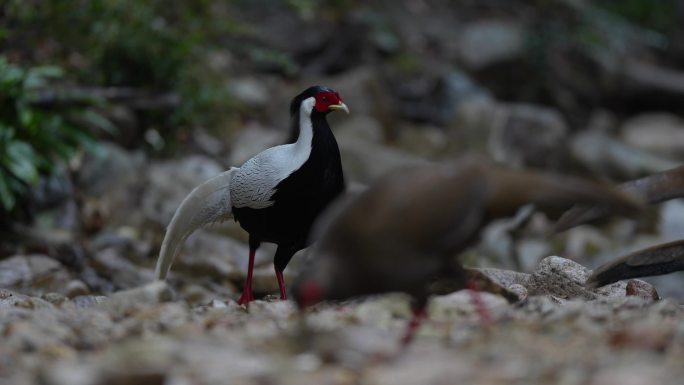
554, 165, 684, 232
554, 165, 684, 288
586, 239, 684, 289
292, 158, 643, 344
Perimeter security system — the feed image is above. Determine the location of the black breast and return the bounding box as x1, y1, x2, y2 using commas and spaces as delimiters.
233, 112, 345, 246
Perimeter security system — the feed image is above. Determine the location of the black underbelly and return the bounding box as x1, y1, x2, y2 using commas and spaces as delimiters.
233, 202, 320, 246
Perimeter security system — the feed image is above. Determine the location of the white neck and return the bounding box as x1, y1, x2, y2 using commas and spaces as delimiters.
230, 97, 318, 209
294, 97, 315, 151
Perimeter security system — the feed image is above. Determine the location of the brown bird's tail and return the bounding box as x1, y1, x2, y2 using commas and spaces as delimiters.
155, 168, 239, 280
483, 166, 645, 221
554, 165, 684, 232
586, 239, 684, 288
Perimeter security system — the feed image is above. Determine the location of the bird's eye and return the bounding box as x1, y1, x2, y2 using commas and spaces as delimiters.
321, 96, 327, 102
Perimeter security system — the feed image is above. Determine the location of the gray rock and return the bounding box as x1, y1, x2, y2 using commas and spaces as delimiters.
527, 256, 658, 302
42, 363, 99, 385
448, 99, 498, 154
507, 284, 529, 301
71, 295, 109, 308
191, 127, 226, 157
74, 143, 148, 228
30, 163, 75, 215
528, 256, 596, 300
142, 155, 224, 226
618, 60, 684, 109
474, 267, 531, 289
334, 115, 384, 145
488, 103, 569, 170
101, 281, 173, 316
75, 143, 146, 197
226, 123, 285, 167
0, 288, 54, 310
443, 70, 493, 110
431, 290, 509, 322
458, 267, 529, 302
338, 136, 429, 183
621, 113, 684, 159
625, 279, 659, 300
247, 299, 296, 319
42, 292, 68, 306
64, 280, 90, 298
458, 20, 526, 69
449, 101, 569, 169
0, 255, 72, 295
228, 77, 270, 105
179, 284, 221, 306
594, 280, 631, 298
91, 248, 153, 291
174, 231, 277, 277
570, 131, 679, 179
658, 199, 684, 242
171, 231, 242, 280
89, 229, 152, 265
395, 125, 449, 160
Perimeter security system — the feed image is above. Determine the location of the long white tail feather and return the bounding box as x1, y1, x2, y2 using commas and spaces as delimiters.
155, 167, 239, 280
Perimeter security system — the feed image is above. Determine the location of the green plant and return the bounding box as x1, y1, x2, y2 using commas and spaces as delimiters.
0, 56, 110, 212
2, 0, 240, 131
600, 0, 677, 34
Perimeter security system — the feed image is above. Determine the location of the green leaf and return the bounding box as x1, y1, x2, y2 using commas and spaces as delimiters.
30, 65, 63, 78
47, 136, 77, 160
0, 63, 24, 88
24, 66, 63, 89
6, 140, 39, 185
0, 171, 16, 211
0, 124, 14, 141
60, 123, 98, 151
17, 103, 34, 127
80, 109, 118, 135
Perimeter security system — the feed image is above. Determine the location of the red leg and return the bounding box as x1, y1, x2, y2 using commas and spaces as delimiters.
400, 305, 427, 346
467, 279, 493, 326
275, 269, 287, 300
237, 247, 256, 306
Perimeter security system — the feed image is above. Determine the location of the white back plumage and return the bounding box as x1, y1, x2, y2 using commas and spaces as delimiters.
231, 97, 315, 209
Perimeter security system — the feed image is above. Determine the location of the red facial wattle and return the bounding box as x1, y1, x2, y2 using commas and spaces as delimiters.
314, 91, 344, 113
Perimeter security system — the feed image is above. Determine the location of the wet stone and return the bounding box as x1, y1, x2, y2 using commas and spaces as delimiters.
626, 280, 659, 301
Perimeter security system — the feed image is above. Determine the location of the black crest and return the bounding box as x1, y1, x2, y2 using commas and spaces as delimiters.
289, 85, 336, 116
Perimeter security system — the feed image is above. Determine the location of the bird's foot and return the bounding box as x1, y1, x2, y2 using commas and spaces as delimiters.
237, 289, 255, 306
275, 270, 288, 300
467, 279, 493, 327
400, 306, 427, 347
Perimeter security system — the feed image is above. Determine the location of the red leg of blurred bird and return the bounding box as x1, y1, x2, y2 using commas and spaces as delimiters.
400, 305, 427, 346
467, 279, 493, 327
237, 247, 256, 306
276, 269, 288, 300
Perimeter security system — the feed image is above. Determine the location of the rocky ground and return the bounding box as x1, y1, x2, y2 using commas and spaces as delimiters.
4, 46, 684, 385
1, 256, 683, 385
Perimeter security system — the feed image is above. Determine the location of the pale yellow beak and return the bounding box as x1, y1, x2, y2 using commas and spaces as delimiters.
329, 102, 350, 114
